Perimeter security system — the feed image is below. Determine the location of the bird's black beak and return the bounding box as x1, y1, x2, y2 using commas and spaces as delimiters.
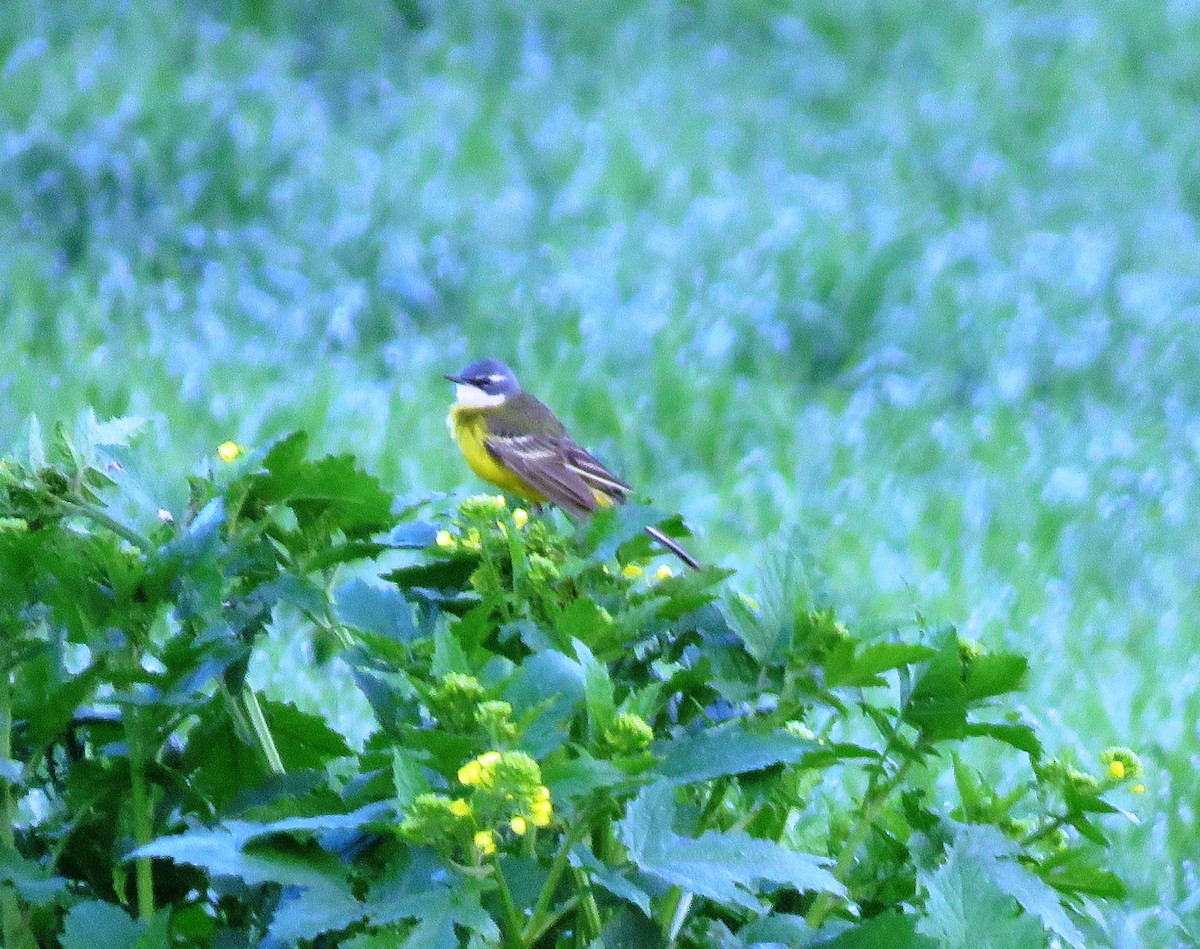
444, 374, 466, 384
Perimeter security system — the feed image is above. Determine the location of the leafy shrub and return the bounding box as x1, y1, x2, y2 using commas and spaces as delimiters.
0, 419, 1136, 947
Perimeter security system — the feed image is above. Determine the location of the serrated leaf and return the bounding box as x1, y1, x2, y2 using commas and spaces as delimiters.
903, 630, 967, 739
619, 781, 843, 910
335, 579, 418, 643
570, 843, 652, 916
0, 845, 69, 905
84, 412, 147, 447
61, 901, 143, 949
575, 638, 615, 741
389, 521, 440, 548
824, 911, 937, 948
654, 728, 818, 784
250, 432, 394, 538
267, 883, 369, 942
920, 824, 1084, 948
366, 863, 499, 948
1039, 851, 1127, 899
963, 652, 1028, 702
394, 749, 431, 811
827, 642, 937, 688
262, 698, 351, 770
962, 721, 1041, 757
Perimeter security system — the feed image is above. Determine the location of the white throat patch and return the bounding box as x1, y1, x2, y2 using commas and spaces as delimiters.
455, 384, 507, 408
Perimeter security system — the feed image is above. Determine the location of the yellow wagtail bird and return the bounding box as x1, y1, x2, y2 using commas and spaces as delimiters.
445, 358, 700, 569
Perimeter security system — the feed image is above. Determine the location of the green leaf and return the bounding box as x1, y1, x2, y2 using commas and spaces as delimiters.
961, 721, 1042, 757
250, 432, 394, 538
61, 901, 143, 949
963, 652, 1029, 702
542, 752, 632, 799
262, 698, 352, 770
655, 728, 817, 784
394, 749, 432, 811
0, 845, 69, 905
903, 630, 967, 740
366, 861, 499, 948
1039, 850, 1127, 899
432, 617, 470, 677
268, 884, 370, 943
575, 504, 664, 566
385, 558, 479, 596
336, 579, 418, 643
575, 638, 615, 741
919, 824, 1083, 948
823, 912, 937, 948
570, 843, 652, 916
827, 642, 937, 688
619, 781, 843, 910
134, 823, 347, 890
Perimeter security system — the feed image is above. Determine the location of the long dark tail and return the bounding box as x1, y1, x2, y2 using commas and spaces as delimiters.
644, 526, 700, 570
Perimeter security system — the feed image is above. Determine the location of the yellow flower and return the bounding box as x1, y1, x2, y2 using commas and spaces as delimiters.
622, 564, 644, 579
533, 785, 551, 802
435, 530, 455, 548
529, 799, 553, 827
449, 798, 471, 817
510, 815, 528, 835
1133, 783, 1146, 794
512, 508, 529, 529
654, 564, 674, 581
458, 750, 503, 787
473, 830, 497, 855
458, 760, 483, 786
1108, 760, 1126, 781
217, 441, 242, 462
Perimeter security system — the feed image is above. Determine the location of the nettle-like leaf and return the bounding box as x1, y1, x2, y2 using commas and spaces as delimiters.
653, 727, 821, 785
619, 781, 844, 911
903, 630, 968, 739
822, 911, 938, 948
918, 824, 1085, 949
335, 578, 419, 643
249, 432, 394, 539
364, 851, 500, 947
60, 900, 163, 949
0, 845, 69, 906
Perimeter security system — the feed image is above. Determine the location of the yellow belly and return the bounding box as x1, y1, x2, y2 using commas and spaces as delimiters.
448, 407, 547, 504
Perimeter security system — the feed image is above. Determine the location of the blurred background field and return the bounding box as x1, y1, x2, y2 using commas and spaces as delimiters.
2, 0, 1198, 943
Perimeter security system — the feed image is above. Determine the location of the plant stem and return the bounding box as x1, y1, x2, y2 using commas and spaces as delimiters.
491, 855, 524, 948
59, 499, 153, 553
522, 808, 596, 943
804, 756, 914, 930
0, 668, 30, 949
1020, 814, 1068, 848
666, 890, 694, 945
124, 705, 156, 922
571, 866, 603, 941
237, 686, 285, 775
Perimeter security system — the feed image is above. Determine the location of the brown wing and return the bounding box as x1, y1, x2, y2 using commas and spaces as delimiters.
484, 432, 601, 517
484, 393, 632, 518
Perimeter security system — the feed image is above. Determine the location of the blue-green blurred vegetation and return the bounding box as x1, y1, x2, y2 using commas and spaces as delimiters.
3, 0, 1198, 941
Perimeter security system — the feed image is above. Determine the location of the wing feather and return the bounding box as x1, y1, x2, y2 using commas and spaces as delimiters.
484, 433, 599, 517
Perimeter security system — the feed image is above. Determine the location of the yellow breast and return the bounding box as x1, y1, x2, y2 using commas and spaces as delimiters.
447, 406, 546, 503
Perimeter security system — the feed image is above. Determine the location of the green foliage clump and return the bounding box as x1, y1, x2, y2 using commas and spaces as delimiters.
0, 420, 1138, 948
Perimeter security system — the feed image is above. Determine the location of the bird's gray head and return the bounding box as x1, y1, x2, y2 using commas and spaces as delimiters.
445, 359, 521, 407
